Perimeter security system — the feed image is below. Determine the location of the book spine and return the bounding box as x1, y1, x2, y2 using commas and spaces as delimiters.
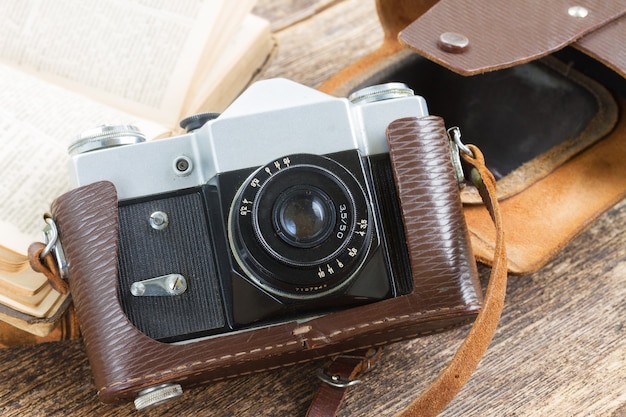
0, 307, 80, 348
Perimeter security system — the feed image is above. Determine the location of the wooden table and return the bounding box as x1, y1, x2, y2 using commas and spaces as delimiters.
1, 1, 624, 416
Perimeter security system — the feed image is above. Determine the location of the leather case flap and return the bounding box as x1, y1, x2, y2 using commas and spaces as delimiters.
575, 16, 626, 79
398, 0, 626, 77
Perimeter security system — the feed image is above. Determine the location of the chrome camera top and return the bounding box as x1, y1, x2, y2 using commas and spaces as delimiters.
69, 79, 426, 200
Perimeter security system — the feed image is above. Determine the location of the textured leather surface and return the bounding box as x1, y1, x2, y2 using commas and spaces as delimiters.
321, 0, 626, 97
52, 119, 481, 403
385, 116, 480, 308
575, 15, 626, 79
399, 0, 626, 76
319, 0, 626, 95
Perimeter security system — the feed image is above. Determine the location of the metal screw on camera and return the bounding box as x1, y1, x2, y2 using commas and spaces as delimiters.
150, 211, 169, 230
177, 158, 189, 172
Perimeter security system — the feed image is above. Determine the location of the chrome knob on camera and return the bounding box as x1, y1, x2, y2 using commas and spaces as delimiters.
134, 383, 183, 410
348, 82, 414, 104
68, 124, 146, 155
149, 211, 169, 230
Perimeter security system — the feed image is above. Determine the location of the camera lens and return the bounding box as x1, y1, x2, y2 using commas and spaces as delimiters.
229, 153, 374, 300
273, 186, 335, 248
251, 163, 352, 268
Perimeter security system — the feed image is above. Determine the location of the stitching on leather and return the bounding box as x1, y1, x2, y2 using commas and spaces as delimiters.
100, 304, 478, 393
207, 319, 474, 383
102, 319, 472, 393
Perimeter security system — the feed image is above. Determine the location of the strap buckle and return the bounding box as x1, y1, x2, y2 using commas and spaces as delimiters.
316, 348, 383, 388
316, 368, 363, 389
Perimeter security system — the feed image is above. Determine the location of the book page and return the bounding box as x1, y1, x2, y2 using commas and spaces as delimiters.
182, 0, 258, 114
0, 0, 230, 127
184, 14, 273, 115
0, 63, 165, 255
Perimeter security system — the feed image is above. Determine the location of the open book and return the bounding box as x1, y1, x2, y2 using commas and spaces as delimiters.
0, 0, 273, 336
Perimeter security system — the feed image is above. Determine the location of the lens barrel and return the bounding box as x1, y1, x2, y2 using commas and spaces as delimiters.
229, 153, 373, 300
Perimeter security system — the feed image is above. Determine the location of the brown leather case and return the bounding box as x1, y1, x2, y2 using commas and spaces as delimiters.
51, 117, 481, 404
320, 0, 626, 275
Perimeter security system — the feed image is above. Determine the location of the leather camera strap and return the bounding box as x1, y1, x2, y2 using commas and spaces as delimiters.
307, 116, 507, 417
28, 241, 69, 295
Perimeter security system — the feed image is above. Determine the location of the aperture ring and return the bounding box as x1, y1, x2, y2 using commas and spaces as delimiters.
229, 153, 373, 300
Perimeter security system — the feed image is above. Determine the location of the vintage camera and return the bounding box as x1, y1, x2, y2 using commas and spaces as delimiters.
68, 79, 427, 342
56, 78, 480, 407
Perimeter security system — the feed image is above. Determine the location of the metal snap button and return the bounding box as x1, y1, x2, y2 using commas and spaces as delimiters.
437, 32, 470, 53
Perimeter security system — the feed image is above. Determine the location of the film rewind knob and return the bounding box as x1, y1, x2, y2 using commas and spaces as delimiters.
68, 125, 146, 155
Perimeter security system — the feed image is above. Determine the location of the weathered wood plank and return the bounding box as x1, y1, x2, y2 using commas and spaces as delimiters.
257, 0, 383, 87
254, 0, 343, 31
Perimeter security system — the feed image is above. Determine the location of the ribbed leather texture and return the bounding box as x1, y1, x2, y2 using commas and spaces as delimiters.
576, 14, 626, 79
398, 0, 626, 76
51, 182, 123, 391
53, 129, 481, 403
386, 116, 480, 308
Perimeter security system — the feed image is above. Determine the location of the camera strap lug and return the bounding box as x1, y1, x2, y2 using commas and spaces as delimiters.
446, 126, 471, 189
27, 215, 69, 294
42, 215, 69, 279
